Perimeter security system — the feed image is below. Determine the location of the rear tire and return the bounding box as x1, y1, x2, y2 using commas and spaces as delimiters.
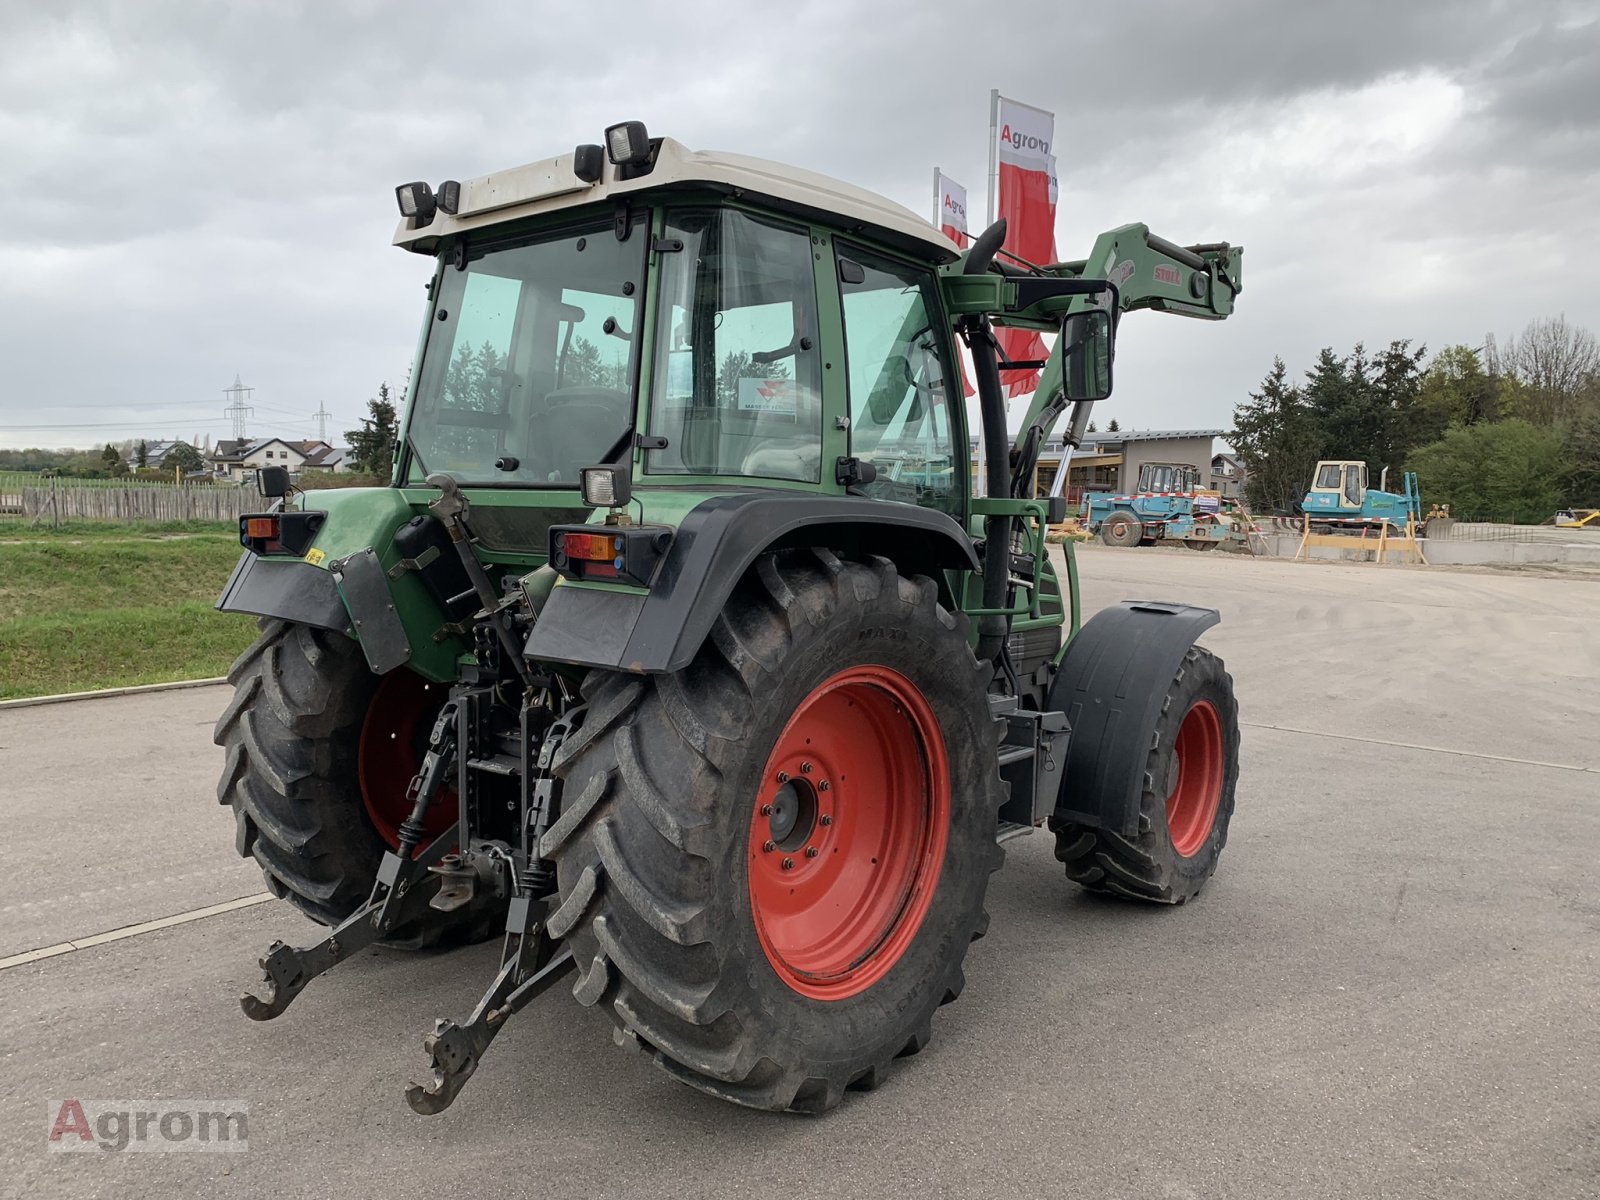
1101, 514, 1142, 547
214, 619, 496, 943
1050, 645, 1238, 904
544, 550, 1005, 1112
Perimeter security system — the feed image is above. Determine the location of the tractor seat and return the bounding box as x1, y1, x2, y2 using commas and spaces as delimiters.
535, 387, 629, 482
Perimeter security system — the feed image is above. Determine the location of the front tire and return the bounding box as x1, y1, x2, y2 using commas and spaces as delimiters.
1051, 645, 1238, 904
544, 550, 1005, 1112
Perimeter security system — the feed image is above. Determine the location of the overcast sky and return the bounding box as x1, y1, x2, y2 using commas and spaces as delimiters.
3, 0, 1597, 451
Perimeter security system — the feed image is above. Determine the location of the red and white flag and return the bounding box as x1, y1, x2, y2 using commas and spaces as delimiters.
934, 170, 969, 247
992, 94, 1058, 397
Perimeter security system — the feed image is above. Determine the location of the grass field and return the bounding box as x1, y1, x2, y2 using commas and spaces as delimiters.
0, 525, 258, 700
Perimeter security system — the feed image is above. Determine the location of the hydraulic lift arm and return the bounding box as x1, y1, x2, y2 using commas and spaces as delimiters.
976, 224, 1244, 495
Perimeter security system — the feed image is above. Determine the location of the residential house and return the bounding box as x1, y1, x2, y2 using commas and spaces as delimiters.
210, 437, 350, 481
1210, 452, 1246, 499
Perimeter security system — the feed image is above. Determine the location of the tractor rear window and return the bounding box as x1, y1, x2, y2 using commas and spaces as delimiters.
404, 218, 646, 486
645, 209, 823, 483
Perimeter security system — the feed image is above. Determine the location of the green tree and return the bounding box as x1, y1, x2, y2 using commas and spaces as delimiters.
1412, 345, 1504, 447
347, 383, 399, 479
165, 442, 205, 473
1230, 357, 1322, 512
1106, 418, 1120, 432
134, 439, 149, 469
1409, 419, 1567, 524
100, 443, 130, 477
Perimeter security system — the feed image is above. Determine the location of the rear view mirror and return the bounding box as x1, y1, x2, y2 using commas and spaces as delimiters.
1063, 309, 1114, 402
257, 466, 290, 498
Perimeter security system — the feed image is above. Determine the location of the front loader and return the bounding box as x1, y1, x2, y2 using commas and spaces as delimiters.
214, 121, 1245, 1113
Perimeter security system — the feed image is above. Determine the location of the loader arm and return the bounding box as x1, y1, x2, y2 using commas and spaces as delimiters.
1010, 224, 1243, 469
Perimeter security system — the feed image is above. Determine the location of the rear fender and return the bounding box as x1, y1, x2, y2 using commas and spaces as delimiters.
1046, 600, 1221, 836
524, 493, 980, 674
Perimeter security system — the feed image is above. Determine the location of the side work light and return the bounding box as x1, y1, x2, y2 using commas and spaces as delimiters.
580, 464, 632, 509
435, 180, 461, 215
603, 121, 651, 166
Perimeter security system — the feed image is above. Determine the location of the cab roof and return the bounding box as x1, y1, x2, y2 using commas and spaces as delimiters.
392, 137, 959, 264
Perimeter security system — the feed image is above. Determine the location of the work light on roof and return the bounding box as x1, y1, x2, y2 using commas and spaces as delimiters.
604, 120, 650, 166
395, 181, 437, 220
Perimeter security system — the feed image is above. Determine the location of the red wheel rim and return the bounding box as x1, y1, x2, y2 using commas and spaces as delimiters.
747, 665, 950, 1001
358, 671, 456, 852
1167, 699, 1224, 858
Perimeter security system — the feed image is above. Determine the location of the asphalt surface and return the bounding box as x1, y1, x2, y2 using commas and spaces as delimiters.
3, 547, 1597, 1198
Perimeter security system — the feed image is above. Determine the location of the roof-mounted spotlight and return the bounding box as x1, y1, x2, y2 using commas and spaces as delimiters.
395, 181, 437, 222
435, 180, 461, 215
603, 121, 651, 167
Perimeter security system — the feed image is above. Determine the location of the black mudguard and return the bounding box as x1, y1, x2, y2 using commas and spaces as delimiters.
524, 493, 980, 674
1046, 600, 1221, 837
216, 552, 352, 635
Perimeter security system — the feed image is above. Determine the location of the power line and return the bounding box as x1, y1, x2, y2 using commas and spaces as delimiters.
0, 419, 241, 431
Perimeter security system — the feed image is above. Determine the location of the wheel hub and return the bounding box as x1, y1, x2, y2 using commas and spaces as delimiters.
767, 777, 818, 850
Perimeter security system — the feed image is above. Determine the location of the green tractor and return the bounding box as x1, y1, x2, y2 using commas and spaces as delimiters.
216, 121, 1245, 1113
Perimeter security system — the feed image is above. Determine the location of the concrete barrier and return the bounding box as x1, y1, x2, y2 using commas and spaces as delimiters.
1254, 532, 1600, 566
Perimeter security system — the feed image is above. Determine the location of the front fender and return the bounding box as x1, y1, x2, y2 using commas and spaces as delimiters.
524, 493, 980, 674
1046, 600, 1221, 836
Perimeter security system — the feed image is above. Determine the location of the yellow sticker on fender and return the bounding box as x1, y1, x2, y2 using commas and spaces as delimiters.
304, 547, 326, 566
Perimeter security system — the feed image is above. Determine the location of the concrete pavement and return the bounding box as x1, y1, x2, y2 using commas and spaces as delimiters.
2, 547, 1596, 1198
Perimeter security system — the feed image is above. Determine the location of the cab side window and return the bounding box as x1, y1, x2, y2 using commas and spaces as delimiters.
838, 247, 959, 514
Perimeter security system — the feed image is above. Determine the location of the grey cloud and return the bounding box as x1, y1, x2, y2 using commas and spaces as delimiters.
1, 0, 1596, 445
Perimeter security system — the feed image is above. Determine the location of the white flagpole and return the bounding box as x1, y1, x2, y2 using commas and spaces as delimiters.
987, 89, 999, 228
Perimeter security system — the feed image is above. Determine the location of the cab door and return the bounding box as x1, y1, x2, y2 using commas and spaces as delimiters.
1342, 463, 1365, 508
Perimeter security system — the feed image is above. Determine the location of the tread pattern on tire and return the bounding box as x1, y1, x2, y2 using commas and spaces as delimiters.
213, 618, 500, 944
1051, 645, 1239, 904
214, 619, 384, 925
547, 549, 1005, 1112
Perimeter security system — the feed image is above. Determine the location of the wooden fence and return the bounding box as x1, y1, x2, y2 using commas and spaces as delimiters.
19, 481, 246, 524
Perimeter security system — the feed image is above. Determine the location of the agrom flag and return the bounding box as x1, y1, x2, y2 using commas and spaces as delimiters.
992, 93, 1058, 397
935, 170, 969, 247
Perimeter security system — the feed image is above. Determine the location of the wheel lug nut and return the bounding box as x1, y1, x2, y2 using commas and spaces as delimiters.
819, 814, 833, 826
800, 761, 813, 774
781, 857, 794, 870
762, 840, 776, 853
760, 803, 773, 815
805, 846, 818, 858
776, 771, 789, 783
818, 780, 830, 792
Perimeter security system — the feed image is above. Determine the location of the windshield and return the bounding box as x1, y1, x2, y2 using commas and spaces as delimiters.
406, 218, 647, 485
